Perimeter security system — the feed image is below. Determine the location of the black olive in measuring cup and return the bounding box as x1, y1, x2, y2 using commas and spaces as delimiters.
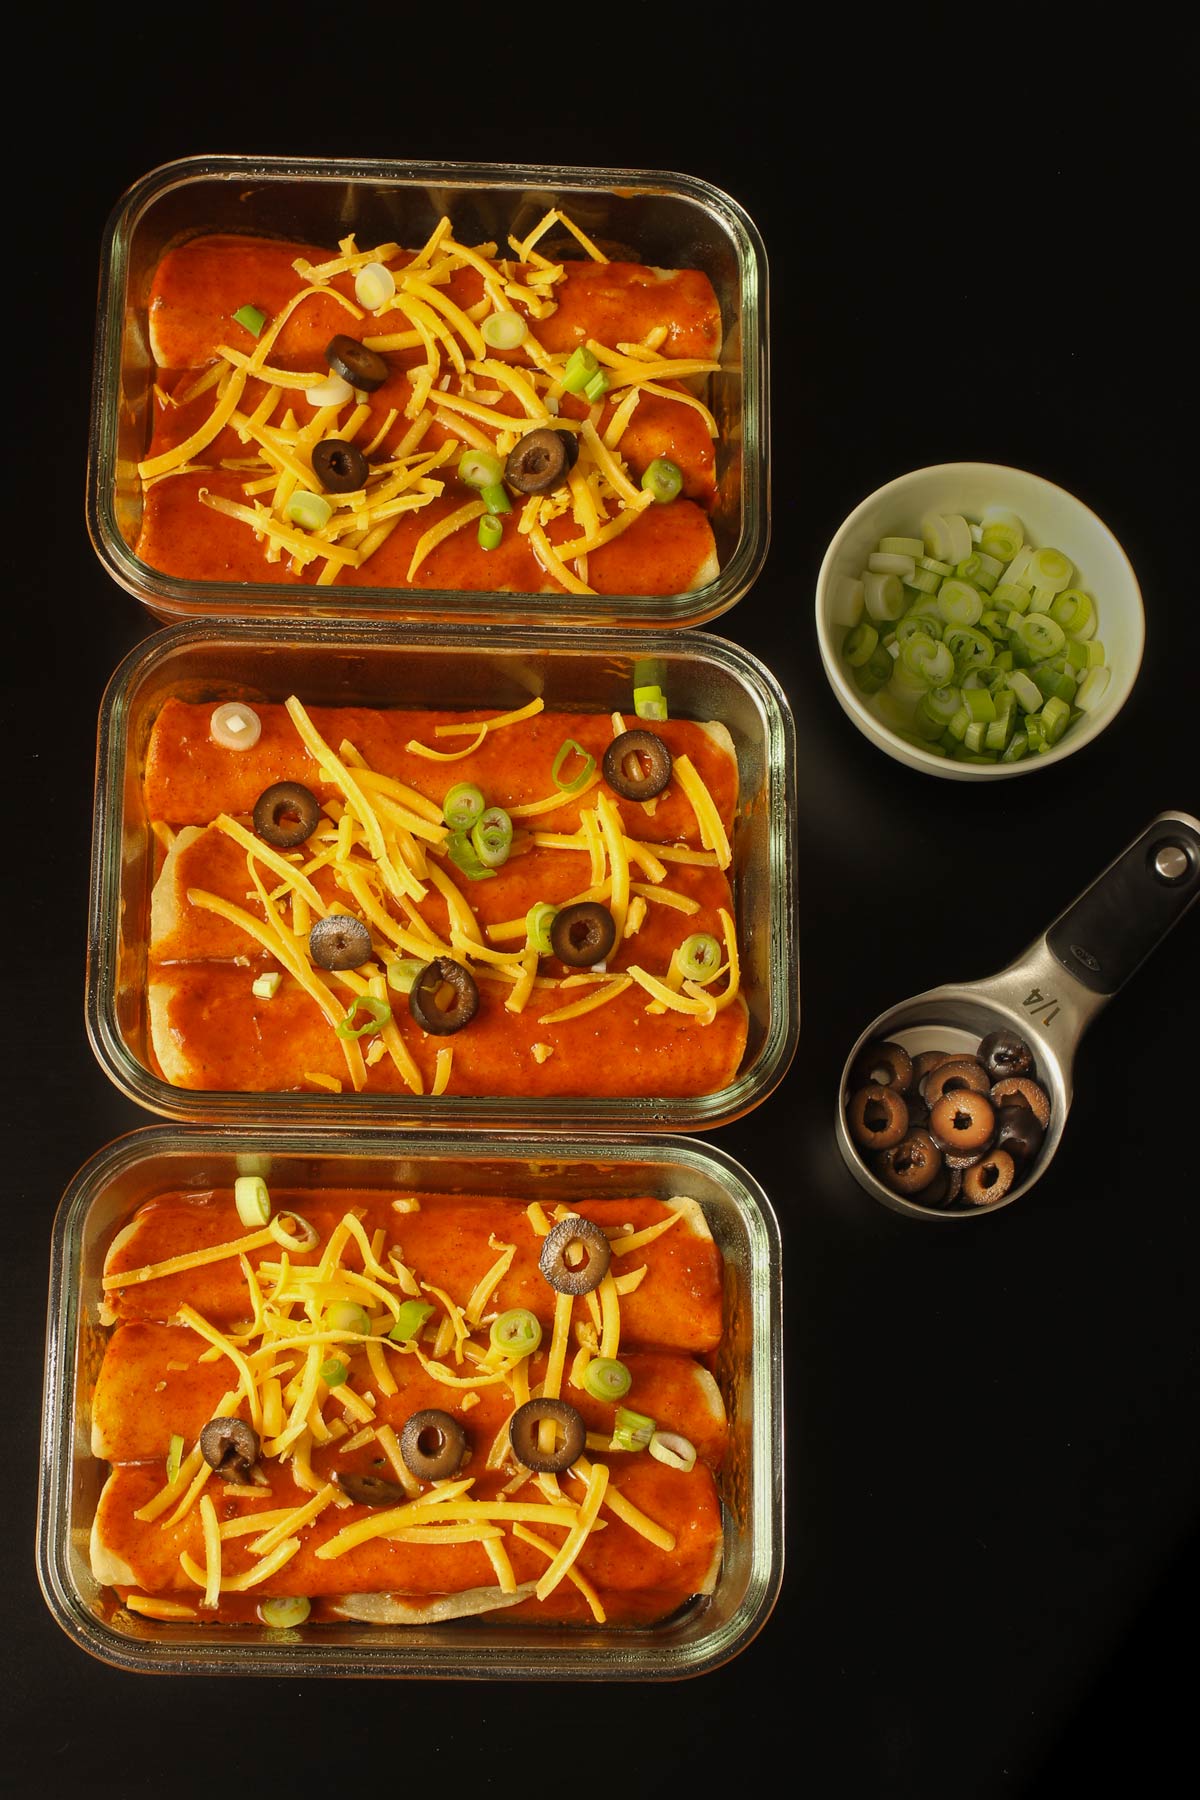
539, 1214, 612, 1295
308, 913, 372, 971
508, 1398, 587, 1473
849, 1039, 914, 1095
324, 333, 390, 392
602, 729, 673, 802
928, 1089, 996, 1155
252, 781, 321, 848
199, 1417, 260, 1482
978, 1029, 1036, 1082
312, 437, 369, 493
504, 427, 572, 494
549, 901, 616, 968
407, 958, 480, 1035
875, 1128, 943, 1197
994, 1101, 1046, 1166
846, 1083, 909, 1152
399, 1410, 469, 1481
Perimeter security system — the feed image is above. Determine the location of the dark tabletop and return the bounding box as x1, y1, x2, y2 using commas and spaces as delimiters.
8, 24, 1197, 1797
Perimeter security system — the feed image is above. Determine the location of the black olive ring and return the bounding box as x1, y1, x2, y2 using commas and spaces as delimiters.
602, 729, 673, 801
252, 781, 321, 848
312, 436, 369, 493
325, 332, 390, 392
539, 1214, 612, 1295
407, 957, 480, 1035
549, 901, 616, 969
199, 1417, 260, 1482
508, 1398, 587, 1473
504, 426, 575, 495
400, 1409, 469, 1481
335, 1471, 408, 1507
309, 913, 372, 972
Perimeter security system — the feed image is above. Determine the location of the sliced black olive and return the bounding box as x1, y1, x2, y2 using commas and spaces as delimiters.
874, 1128, 943, 1197
978, 1029, 1035, 1083
407, 957, 479, 1034
602, 729, 673, 802
920, 1057, 992, 1105
399, 1409, 469, 1481
504, 426, 570, 494
325, 333, 389, 393
199, 1417, 260, 1482
557, 429, 580, 470
308, 913, 372, 971
539, 1213, 612, 1295
994, 1101, 1046, 1165
961, 1149, 1017, 1207
335, 1472, 408, 1507
849, 1039, 914, 1095
312, 436, 369, 493
252, 781, 321, 848
929, 1089, 995, 1155
846, 1083, 909, 1151
989, 1076, 1051, 1130
549, 901, 616, 968
509, 1398, 587, 1473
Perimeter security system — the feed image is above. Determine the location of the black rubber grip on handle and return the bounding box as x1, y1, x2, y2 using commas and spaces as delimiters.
1046, 813, 1200, 995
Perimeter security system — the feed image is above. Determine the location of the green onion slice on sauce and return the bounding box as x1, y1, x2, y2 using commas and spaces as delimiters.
551, 738, 596, 795
390, 1300, 436, 1344
443, 783, 486, 830
582, 1357, 632, 1401
334, 994, 392, 1039
234, 1174, 272, 1228
232, 303, 267, 337
525, 901, 558, 956
446, 828, 497, 881
489, 1308, 543, 1357
470, 806, 513, 869
610, 1405, 657, 1453
640, 457, 683, 503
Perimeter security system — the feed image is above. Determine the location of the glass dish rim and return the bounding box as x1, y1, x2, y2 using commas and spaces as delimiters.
37, 1122, 784, 1680
86, 153, 770, 631
85, 618, 799, 1132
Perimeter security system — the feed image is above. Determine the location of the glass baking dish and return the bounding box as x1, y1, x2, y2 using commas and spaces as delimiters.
86, 154, 768, 630
85, 619, 798, 1130
38, 1126, 783, 1679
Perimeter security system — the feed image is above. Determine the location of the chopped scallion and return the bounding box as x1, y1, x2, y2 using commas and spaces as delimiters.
234, 1175, 272, 1227
550, 739, 596, 795
232, 303, 266, 337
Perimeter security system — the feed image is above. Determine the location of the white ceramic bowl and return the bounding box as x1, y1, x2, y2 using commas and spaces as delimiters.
814, 462, 1145, 780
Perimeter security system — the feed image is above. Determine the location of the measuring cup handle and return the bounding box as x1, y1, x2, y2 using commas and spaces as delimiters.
1044, 810, 1200, 997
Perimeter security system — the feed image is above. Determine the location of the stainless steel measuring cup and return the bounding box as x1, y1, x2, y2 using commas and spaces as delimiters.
836, 810, 1200, 1220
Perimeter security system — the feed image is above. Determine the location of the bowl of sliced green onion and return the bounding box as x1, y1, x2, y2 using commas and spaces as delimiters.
815, 462, 1144, 778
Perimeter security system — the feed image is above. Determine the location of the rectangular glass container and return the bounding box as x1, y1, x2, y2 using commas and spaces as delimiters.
86, 155, 769, 630
38, 1126, 783, 1679
85, 619, 798, 1130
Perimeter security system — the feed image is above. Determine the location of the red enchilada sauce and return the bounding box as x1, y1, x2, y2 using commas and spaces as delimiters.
145, 699, 748, 1099
136, 226, 724, 597
93, 1188, 728, 1627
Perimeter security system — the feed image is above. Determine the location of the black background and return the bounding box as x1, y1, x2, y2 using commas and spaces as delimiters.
8, 19, 1198, 1797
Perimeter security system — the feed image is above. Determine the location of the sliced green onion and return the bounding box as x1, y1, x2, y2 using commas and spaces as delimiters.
320, 1357, 348, 1388
991, 581, 1031, 614
677, 932, 722, 984
482, 309, 528, 350
481, 481, 512, 515
1049, 588, 1094, 636
1065, 637, 1105, 671
610, 1405, 656, 1453
648, 1430, 697, 1472
641, 457, 683, 504
269, 1211, 320, 1251
880, 535, 925, 558
583, 369, 610, 404
895, 610, 944, 643
1029, 546, 1074, 593
459, 448, 505, 490
445, 828, 497, 881
390, 1299, 435, 1343
489, 1308, 543, 1357
354, 261, 397, 310
1001, 730, 1030, 763
166, 1433, 184, 1485
284, 490, 333, 532
471, 805, 513, 869
1041, 695, 1072, 743
1075, 665, 1111, 711
954, 555, 997, 593
334, 994, 392, 1039
561, 346, 599, 394
232, 303, 266, 337
525, 901, 558, 955
843, 621, 879, 667
633, 682, 668, 721
962, 687, 997, 723
1019, 613, 1067, 659
582, 1357, 633, 1401
863, 571, 906, 622
386, 956, 425, 995
944, 623, 995, 674
443, 783, 486, 830
937, 578, 985, 626
900, 636, 954, 687
234, 1174, 272, 1228
551, 738, 596, 795
919, 683, 962, 724
477, 513, 504, 551
868, 551, 916, 579
829, 574, 865, 626
251, 970, 282, 1000
903, 567, 941, 594
1007, 670, 1043, 713
853, 643, 893, 694
260, 1596, 311, 1629
962, 720, 988, 752
326, 1300, 371, 1337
